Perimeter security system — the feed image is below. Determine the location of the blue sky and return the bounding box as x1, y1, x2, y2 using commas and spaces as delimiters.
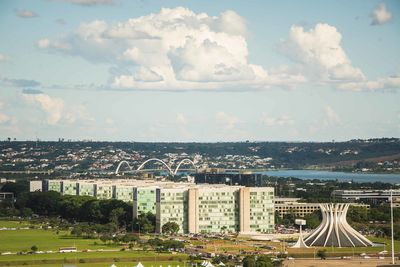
0, 0, 399, 141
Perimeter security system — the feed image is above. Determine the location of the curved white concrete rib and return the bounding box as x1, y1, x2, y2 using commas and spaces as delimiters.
305, 203, 372, 247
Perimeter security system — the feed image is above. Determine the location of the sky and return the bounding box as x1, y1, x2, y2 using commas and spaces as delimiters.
0, 0, 399, 142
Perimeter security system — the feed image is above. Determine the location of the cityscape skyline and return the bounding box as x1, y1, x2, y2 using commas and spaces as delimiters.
0, 0, 399, 142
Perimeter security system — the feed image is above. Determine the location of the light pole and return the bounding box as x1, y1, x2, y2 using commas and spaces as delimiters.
390, 190, 394, 265
136, 221, 141, 238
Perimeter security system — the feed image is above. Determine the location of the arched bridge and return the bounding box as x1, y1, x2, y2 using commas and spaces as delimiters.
115, 158, 197, 176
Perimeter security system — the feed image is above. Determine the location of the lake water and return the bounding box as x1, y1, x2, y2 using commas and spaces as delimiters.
260, 170, 400, 184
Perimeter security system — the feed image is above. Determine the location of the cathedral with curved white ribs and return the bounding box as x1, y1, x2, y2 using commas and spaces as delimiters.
304, 203, 373, 247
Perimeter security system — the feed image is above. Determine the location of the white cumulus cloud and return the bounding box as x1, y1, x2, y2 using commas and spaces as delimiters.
23, 93, 65, 125
216, 111, 239, 130
57, 0, 114, 6
281, 23, 365, 83
37, 7, 303, 91
0, 112, 11, 124
0, 53, 9, 62
36, 8, 399, 92
133, 67, 163, 82
23, 92, 92, 125
337, 74, 400, 91
324, 105, 341, 125
371, 3, 392, 25
15, 9, 38, 18
176, 113, 188, 125
260, 114, 294, 126
37, 38, 71, 50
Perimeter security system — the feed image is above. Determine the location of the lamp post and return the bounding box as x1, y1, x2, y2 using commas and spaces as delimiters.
136, 221, 141, 238
390, 190, 394, 265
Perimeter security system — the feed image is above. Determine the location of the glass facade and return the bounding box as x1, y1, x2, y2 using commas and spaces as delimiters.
62, 181, 78, 195
157, 188, 188, 234
47, 180, 62, 193
197, 190, 239, 233
96, 184, 113, 199
115, 186, 134, 202
78, 183, 96, 197
136, 187, 157, 214
249, 189, 274, 233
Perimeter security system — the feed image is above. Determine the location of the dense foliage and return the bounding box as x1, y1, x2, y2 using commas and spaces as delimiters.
242, 255, 276, 267
132, 212, 156, 233
12, 191, 133, 227
147, 238, 184, 251
162, 222, 180, 235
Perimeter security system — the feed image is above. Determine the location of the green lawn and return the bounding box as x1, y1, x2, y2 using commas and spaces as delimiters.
0, 221, 188, 266
0, 220, 32, 228
0, 251, 160, 261
6, 262, 189, 267
0, 229, 113, 252
368, 236, 400, 252
0, 251, 187, 266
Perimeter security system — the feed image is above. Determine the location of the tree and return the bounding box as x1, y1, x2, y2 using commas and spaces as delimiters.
243, 256, 256, 267
256, 256, 273, 267
162, 222, 180, 235
133, 212, 156, 233
25, 191, 62, 215
212, 255, 229, 264
78, 200, 103, 222
31, 245, 38, 253
243, 255, 274, 267
275, 211, 283, 225
148, 238, 163, 248
282, 210, 296, 226
304, 210, 321, 229
121, 234, 139, 243
0, 181, 29, 197
100, 233, 112, 244
347, 206, 368, 223
220, 225, 228, 234
110, 207, 126, 226
317, 249, 327, 260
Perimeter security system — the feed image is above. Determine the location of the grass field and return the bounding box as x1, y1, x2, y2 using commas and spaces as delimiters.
0, 219, 398, 266
0, 220, 33, 228
0, 221, 188, 266
2, 262, 188, 267
0, 228, 112, 252
0, 250, 188, 266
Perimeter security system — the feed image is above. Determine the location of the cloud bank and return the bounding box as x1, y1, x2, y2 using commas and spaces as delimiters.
37, 7, 304, 91
37, 7, 399, 92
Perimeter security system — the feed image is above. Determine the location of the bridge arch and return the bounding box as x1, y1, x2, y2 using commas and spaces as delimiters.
115, 160, 133, 174
115, 158, 197, 176
173, 159, 197, 175
136, 158, 173, 174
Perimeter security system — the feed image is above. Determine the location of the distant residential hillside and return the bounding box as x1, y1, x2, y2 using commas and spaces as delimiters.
0, 138, 399, 173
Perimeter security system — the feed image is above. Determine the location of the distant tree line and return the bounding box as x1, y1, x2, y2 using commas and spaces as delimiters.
242, 255, 278, 267
0, 189, 133, 229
